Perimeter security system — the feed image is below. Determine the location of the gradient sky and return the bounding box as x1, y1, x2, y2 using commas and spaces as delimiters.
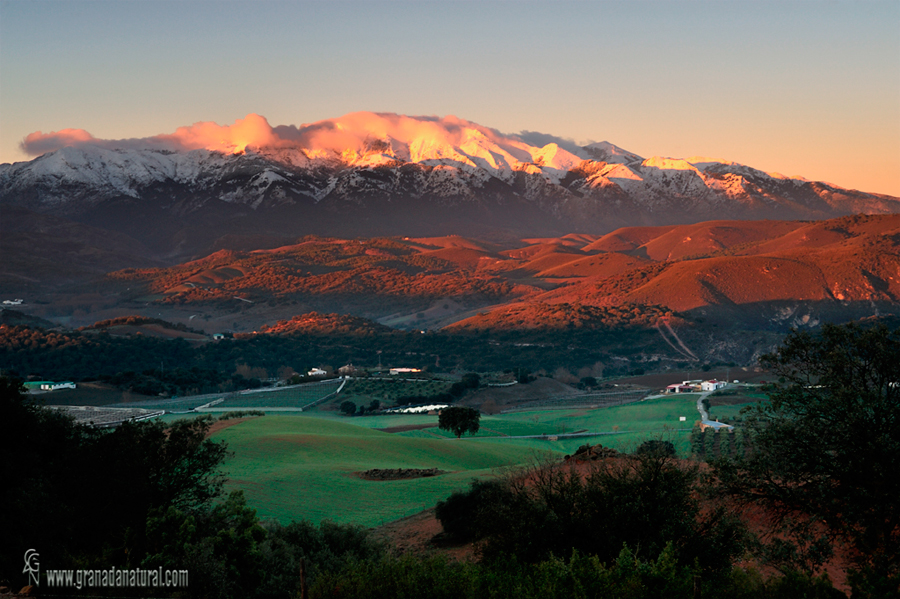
2, 0, 898, 195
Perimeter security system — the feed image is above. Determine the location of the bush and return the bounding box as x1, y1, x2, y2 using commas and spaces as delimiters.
436, 453, 746, 573
635, 439, 676, 458
219, 410, 265, 420
435, 479, 509, 543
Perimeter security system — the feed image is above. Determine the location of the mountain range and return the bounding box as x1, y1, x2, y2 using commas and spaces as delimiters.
2, 113, 898, 364
3, 112, 898, 263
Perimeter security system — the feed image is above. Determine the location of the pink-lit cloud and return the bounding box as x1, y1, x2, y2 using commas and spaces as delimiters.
20, 112, 580, 160
21, 114, 285, 156
20, 128, 100, 156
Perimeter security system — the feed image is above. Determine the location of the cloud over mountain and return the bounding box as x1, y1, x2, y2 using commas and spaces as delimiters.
21, 113, 283, 156
19, 112, 581, 163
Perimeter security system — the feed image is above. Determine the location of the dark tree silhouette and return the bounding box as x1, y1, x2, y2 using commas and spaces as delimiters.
713, 323, 900, 592
438, 406, 480, 438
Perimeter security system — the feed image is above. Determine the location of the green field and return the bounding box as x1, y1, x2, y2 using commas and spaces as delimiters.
214, 392, 720, 527
216, 415, 529, 527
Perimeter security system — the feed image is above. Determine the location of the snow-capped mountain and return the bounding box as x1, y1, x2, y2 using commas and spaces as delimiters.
2, 112, 897, 257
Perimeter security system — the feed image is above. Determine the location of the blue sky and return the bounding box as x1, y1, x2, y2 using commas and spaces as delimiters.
1, 0, 898, 194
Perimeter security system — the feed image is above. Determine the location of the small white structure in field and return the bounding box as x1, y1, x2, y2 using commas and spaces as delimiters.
41, 382, 76, 391
390, 368, 422, 375
308, 368, 327, 377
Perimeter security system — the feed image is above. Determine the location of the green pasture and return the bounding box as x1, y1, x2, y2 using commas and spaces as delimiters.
213, 393, 712, 527
215, 415, 528, 527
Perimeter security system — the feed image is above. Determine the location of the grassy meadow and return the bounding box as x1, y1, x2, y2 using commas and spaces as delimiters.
213, 391, 739, 527
216, 415, 528, 527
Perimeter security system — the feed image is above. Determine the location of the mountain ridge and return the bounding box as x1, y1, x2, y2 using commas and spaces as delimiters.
3, 113, 897, 259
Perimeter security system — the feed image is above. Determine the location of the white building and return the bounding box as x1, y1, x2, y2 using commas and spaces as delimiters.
389, 368, 422, 375
308, 368, 327, 377
41, 382, 76, 391
701, 380, 726, 391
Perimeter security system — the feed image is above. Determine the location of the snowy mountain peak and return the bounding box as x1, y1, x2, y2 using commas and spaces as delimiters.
641, 156, 701, 172
582, 141, 643, 164
3, 112, 898, 248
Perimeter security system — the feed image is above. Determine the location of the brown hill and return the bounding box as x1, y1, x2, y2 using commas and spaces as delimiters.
404, 236, 502, 252
256, 312, 392, 336
447, 302, 675, 331
455, 214, 900, 325
83, 214, 899, 336
419, 247, 498, 268
534, 252, 651, 279
584, 226, 679, 254
502, 243, 588, 275
519, 233, 600, 249
634, 220, 801, 261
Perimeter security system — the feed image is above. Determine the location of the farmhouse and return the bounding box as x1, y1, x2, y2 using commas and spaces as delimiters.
23, 381, 53, 391
701, 379, 727, 391
699, 419, 734, 432
308, 368, 327, 377
389, 367, 422, 376
665, 384, 694, 393
338, 363, 361, 375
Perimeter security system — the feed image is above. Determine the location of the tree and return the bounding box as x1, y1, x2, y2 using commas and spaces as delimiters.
514, 367, 533, 384
460, 372, 480, 389
713, 323, 900, 591
0, 377, 229, 576
636, 439, 676, 458
438, 406, 480, 438
340, 400, 357, 416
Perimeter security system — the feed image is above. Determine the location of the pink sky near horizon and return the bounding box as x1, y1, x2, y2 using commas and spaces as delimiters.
1, 1, 898, 196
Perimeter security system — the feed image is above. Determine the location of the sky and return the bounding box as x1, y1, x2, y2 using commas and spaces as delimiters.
1, 0, 898, 195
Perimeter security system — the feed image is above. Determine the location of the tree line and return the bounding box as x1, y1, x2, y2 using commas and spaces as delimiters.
0, 321, 672, 396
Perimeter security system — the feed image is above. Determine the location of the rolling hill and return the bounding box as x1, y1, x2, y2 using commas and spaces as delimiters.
32, 214, 884, 338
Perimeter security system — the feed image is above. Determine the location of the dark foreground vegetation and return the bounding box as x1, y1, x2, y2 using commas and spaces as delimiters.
1, 322, 898, 598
